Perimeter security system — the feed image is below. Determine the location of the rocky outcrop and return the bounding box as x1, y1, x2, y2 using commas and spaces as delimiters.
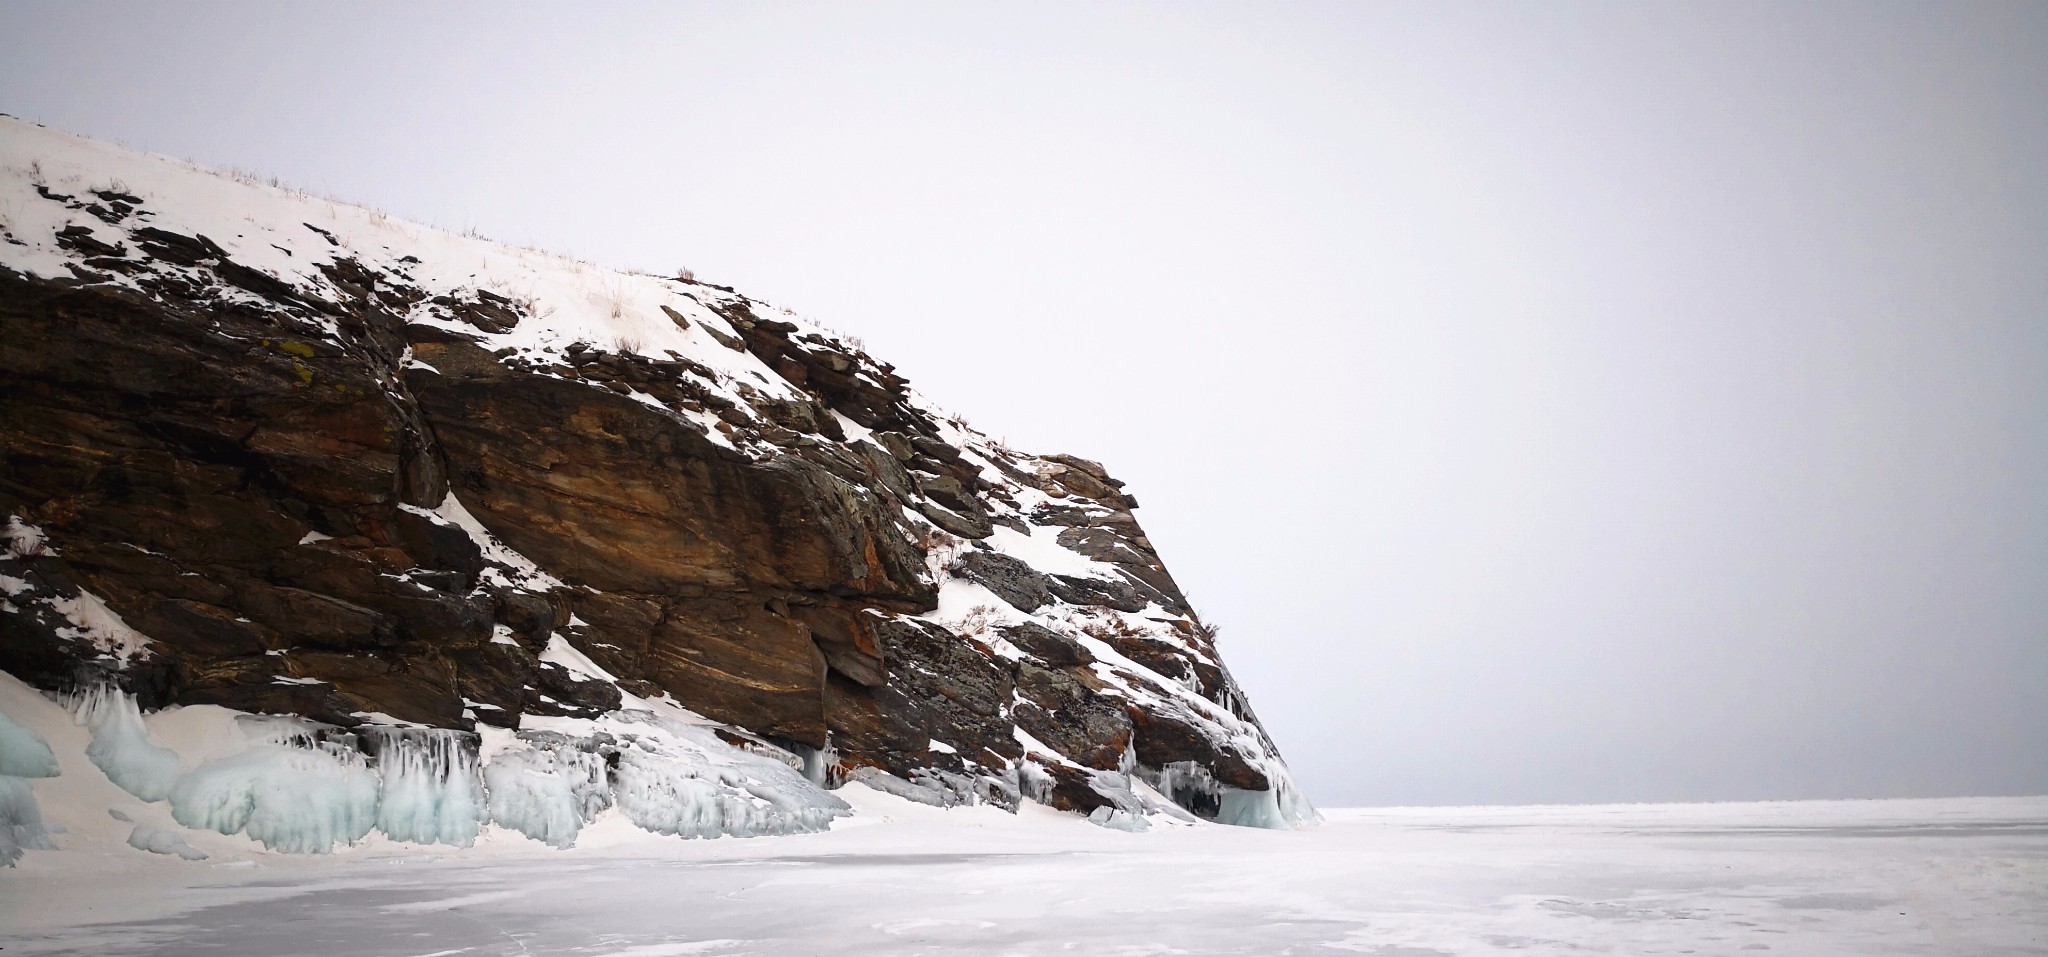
0, 116, 1314, 828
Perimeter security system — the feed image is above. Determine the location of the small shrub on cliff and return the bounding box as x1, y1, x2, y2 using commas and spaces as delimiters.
595, 277, 630, 321
957, 604, 1000, 639
914, 527, 964, 583
1075, 614, 1151, 644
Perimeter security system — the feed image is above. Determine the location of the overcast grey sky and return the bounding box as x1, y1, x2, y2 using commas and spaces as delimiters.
3, 2, 2042, 807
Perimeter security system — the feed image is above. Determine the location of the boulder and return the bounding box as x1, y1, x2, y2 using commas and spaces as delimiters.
954, 550, 1052, 613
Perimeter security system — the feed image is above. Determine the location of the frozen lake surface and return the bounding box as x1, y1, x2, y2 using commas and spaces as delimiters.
3, 793, 2042, 956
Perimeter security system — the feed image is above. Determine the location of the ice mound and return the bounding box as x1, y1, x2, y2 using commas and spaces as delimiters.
372, 729, 487, 848
0, 708, 60, 867
126, 825, 207, 860
484, 732, 612, 848
1087, 805, 1151, 831
69, 684, 181, 801
0, 708, 60, 778
604, 711, 850, 840
167, 717, 484, 853
1, 775, 55, 867
488, 711, 850, 846
41, 681, 854, 855
1142, 760, 1321, 830
171, 742, 379, 854
1217, 779, 1320, 830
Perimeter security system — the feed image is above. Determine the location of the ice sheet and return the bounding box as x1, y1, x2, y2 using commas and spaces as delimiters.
0, 793, 2040, 955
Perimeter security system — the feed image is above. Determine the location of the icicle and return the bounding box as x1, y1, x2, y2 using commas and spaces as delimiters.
483, 733, 611, 849
67, 683, 180, 802
1136, 758, 1320, 829
370, 729, 486, 848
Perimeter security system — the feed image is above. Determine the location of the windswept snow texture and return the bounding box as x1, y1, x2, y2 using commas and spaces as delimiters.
69, 686, 180, 802
2, 796, 2042, 956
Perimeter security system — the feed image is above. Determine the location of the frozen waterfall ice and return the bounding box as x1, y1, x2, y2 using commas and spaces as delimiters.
1142, 760, 1322, 830
39, 682, 859, 856
484, 733, 612, 849
0, 708, 59, 779
486, 713, 851, 846
605, 714, 850, 840
70, 684, 181, 802
372, 729, 486, 848
170, 743, 380, 854
0, 707, 60, 867
1, 774, 55, 867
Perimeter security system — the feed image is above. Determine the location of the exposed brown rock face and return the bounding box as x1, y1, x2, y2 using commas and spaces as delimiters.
0, 117, 1313, 827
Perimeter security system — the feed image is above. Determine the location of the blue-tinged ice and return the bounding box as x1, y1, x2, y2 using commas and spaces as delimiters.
70, 684, 181, 801
1143, 759, 1321, 830
483, 712, 849, 847
607, 713, 849, 840
1215, 785, 1294, 829
170, 743, 379, 853
1, 775, 55, 866
0, 708, 60, 778
1087, 805, 1151, 832
484, 732, 611, 848
371, 729, 485, 847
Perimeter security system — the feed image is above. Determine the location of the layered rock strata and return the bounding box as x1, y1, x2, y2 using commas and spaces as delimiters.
0, 116, 1314, 829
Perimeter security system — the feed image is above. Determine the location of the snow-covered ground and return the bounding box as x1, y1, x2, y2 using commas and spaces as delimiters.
2, 668, 2042, 954
3, 788, 2040, 956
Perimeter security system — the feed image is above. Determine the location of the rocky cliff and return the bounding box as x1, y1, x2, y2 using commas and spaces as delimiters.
0, 116, 1313, 831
